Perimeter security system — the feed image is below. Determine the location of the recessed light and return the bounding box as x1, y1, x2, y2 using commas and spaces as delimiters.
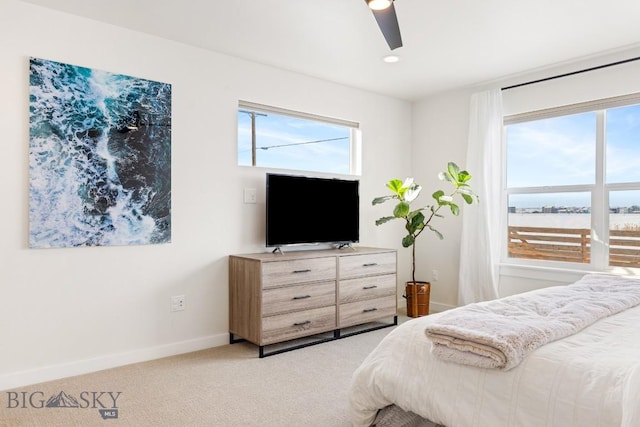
383, 55, 400, 63
367, 0, 392, 11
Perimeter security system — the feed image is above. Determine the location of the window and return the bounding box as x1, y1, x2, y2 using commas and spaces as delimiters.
505, 96, 640, 269
237, 101, 361, 175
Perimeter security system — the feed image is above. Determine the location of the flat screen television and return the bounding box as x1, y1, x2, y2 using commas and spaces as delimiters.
266, 173, 359, 248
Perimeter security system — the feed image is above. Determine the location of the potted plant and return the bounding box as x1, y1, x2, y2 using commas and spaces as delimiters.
372, 162, 477, 317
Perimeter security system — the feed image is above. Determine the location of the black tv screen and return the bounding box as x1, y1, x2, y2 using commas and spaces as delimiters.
266, 173, 359, 247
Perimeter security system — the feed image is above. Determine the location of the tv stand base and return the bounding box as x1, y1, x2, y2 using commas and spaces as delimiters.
230, 316, 398, 358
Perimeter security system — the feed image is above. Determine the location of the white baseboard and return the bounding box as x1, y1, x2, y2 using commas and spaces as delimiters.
429, 301, 456, 313
0, 333, 229, 391
397, 298, 456, 315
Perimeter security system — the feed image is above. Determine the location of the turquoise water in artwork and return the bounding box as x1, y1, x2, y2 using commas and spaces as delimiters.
29, 57, 172, 248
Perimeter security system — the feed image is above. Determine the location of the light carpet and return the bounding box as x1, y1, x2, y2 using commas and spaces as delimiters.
0, 326, 396, 427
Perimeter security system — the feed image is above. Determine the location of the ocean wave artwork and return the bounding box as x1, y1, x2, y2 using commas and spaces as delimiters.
29, 57, 172, 248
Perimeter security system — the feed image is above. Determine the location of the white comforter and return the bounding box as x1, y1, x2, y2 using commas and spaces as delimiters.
350, 302, 640, 427
425, 274, 640, 371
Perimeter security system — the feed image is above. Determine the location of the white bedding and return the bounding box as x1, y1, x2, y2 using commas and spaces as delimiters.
350, 289, 640, 426
425, 274, 640, 371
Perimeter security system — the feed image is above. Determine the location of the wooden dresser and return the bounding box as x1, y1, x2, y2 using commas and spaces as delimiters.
229, 247, 397, 356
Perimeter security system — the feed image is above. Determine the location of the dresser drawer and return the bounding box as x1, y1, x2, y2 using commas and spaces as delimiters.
339, 252, 396, 279
262, 257, 336, 289
262, 305, 336, 345
340, 274, 396, 304
339, 296, 396, 328
263, 280, 336, 316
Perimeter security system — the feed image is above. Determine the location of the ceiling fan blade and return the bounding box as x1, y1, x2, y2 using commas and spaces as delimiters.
368, 1, 403, 50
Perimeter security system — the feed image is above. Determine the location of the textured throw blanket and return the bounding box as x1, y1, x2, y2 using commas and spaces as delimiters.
425, 274, 640, 370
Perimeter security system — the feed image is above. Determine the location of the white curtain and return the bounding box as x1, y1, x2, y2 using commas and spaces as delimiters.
458, 89, 503, 305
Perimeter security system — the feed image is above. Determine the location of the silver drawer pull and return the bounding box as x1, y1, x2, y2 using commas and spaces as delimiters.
363, 263, 378, 267
293, 320, 311, 326
292, 269, 312, 273
363, 308, 378, 313
362, 285, 378, 290
292, 295, 311, 300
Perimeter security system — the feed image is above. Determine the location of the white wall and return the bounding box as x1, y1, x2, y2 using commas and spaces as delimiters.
411, 45, 640, 308
0, 0, 412, 389
410, 89, 473, 310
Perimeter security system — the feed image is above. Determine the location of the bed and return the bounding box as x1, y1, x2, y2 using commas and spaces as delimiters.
349, 274, 640, 427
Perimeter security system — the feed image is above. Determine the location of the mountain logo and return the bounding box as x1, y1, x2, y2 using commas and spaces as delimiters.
7, 389, 121, 420
45, 391, 80, 408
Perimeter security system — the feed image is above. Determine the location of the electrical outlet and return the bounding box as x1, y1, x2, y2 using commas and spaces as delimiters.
432, 269, 439, 282
243, 188, 257, 204
171, 295, 185, 312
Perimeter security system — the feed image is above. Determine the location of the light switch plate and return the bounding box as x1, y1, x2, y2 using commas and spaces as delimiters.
244, 188, 257, 204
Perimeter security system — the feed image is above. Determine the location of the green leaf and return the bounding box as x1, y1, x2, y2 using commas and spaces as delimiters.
386, 179, 405, 196
409, 210, 425, 222
438, 195, 454, 205
432, 190, 444, 201
447, 162, 460, 182
458, 170, 471, 183
450, 203, 460, 215
428, 225, 444, 240
401, 235, 415, 247
406, 212, 425, 234
461, 193, 474, 204
375, 216, 396, 226
406, 209, 424, 222
393, 201, 410, 218
372, 195, 395, 205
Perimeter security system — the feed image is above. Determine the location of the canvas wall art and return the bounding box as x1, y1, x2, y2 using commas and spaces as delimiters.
29, 57, 172, 248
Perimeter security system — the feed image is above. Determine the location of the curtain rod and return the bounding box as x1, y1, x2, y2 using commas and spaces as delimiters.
501, 55, 640, 91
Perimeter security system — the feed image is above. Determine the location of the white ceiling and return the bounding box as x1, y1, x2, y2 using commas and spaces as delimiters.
20, 0, 640, 101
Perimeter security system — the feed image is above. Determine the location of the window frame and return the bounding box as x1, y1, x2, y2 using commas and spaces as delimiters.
502, 92, 640, 272
237, 100, 362, 176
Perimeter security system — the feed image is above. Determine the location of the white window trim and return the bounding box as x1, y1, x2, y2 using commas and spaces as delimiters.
501, 92, 640, 275
504, 92, 640, 125
238, 100, 359, 129
237, 100, 361, 176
